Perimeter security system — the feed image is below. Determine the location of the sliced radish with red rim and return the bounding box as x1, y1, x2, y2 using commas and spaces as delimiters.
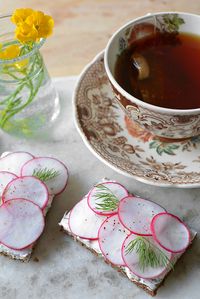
0, 198, 44, 250
0, 152, 34, 176
98, 214, 129, 266
88, 181, 129, 216
2, 176, 49, 209
21, 157, 68, 195
122, 233, 172, 279
151, 212, 190, 253
118, 196, 166, 236
0, 171, 17, 197
69, 197, 107, 240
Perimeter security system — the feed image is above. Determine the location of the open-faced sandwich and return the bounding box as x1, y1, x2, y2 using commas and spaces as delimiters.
0, 151, 68, 261
60, 179, 196, 296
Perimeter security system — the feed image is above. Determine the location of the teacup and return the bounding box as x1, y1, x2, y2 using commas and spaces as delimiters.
104, 12, 200, 139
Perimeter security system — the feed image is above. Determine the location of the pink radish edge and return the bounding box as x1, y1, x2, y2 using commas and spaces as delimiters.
0, 171, 18, 178
118, 195, 167, 237
0, 170, 18, 175
0, 198, 45, 251
68, 210, 99, 241
68, 198, 100, 241
97, 215, 126, 267
121, 233, 173, 279
21, 157, 69, 196
2, 175, 49, 210
151, 212, 191, 253
0, 151, 34, 159
87, 181, 129, 216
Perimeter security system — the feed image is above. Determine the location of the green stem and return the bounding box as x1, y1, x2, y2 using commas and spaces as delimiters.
3, 71, 20, 81
0, 50, 44, 128
0, 83, 25, 105
0, 68, 44, 128
0, 56, 38, 105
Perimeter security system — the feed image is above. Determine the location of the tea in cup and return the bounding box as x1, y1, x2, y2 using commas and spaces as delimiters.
104, 12, 200, 139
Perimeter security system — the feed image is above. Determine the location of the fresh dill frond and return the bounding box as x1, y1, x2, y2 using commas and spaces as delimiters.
125, 236, 173, 271
94, 184, 119, 212
33, 167, 60, 182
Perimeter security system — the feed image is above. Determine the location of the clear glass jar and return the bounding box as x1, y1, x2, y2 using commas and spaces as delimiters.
0, 15, 60, 137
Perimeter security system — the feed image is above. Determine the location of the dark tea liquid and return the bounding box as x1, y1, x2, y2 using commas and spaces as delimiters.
115, 32, 200, 109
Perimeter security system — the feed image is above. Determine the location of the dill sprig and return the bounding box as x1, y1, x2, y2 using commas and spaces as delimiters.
125, 236, 173, 272
33, 167, 60, 182
94, 184, 119, 212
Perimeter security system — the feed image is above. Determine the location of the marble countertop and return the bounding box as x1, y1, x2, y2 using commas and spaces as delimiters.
1, 2, 200, 298
1, 0, 200, 77
0, 77, 199, 299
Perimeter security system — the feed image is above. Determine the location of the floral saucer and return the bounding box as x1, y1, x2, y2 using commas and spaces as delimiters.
73, 52, 200, 188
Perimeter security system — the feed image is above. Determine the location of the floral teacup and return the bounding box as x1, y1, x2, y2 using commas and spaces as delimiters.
104, 12, 200, 139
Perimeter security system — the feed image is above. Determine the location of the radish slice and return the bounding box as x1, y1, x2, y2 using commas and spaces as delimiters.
88, 181, 129, 216
151, 212, 190, 253
21, 157, 68, 195
2, 176, 49, 209
0, 152, 34, 176
122, 234, 172, 279
0, 171, 17, 197
118, 196, 166, 236
69, 197, 107, 240
98, 214, 129, 265
0, 198, 44, 250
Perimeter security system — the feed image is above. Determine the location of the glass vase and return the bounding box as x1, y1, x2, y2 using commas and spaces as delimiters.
0, 15, 60, 137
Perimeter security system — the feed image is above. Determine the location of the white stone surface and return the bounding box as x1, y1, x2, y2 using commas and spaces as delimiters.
0, 77, 199, 299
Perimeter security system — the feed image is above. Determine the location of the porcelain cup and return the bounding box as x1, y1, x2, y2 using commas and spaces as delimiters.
104, 12, 200, 139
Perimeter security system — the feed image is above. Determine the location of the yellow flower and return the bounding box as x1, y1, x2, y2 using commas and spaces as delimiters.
15, 22, 38, 43
11, 8, 33, 25
26, 11, 54, 39
0, 44, 20, 59
11, 8, 54, 43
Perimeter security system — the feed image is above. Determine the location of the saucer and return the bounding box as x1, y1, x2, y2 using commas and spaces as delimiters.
73, 51, 200, 188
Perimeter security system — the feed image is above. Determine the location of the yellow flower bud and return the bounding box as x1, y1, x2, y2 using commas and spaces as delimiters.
0, 45, 20, 60
14, 58, 29, 69
0, 44, 28, 69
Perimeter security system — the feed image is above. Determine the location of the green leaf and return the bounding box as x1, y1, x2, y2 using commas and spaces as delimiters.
163, 147, 176, 155
125, 236, 173, 272
149, 141, 158, 149
170, 144, 179, 150
162, 14, 184, 32
94, 184, 119, 212
157, 146, 164, 155
163, 144, 179, 155
33, 167, 60, 182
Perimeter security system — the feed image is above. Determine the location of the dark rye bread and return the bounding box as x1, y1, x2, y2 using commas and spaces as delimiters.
60, 211, 196, 296
60, 224, 156, 296
0, 248, 32, 262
